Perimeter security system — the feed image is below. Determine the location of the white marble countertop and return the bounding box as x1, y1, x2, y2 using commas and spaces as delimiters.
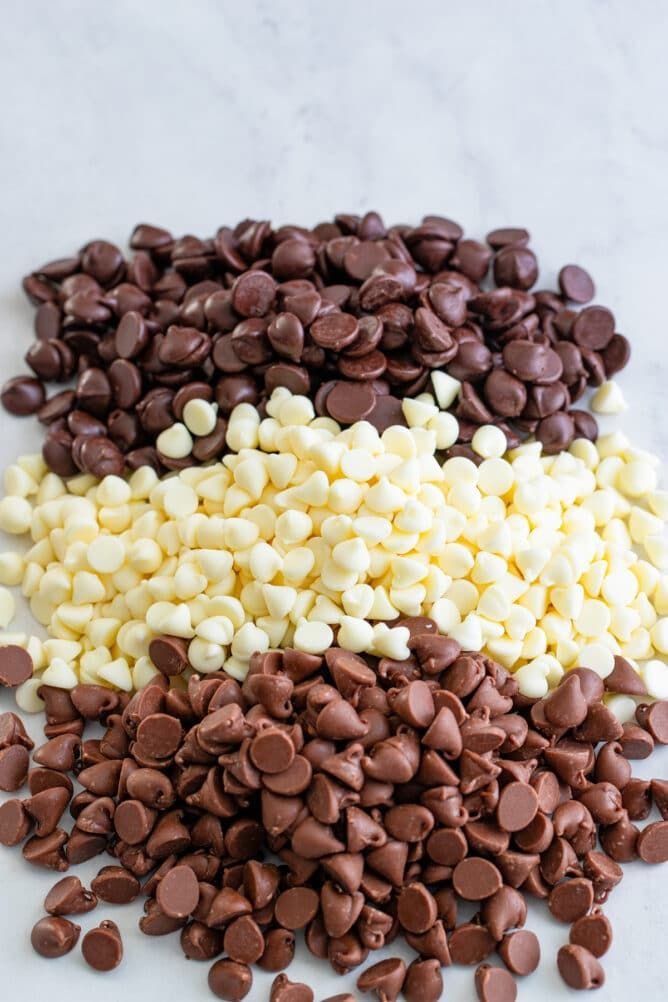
0, 1, 666, 999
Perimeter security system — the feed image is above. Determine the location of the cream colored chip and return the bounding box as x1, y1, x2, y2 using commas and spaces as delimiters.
156, 423, 193, 459
0, 496, 32, 534
183, 398, 218, 437
472, 425, 507, 460
591, 380, 628, 415
430, 370, 461, 410
0, 587, 16, 628
87, 535, 125, 574
293, 619, 333, 655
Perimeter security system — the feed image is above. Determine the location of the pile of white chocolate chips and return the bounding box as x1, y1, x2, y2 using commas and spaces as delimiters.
1, 385, 666, 712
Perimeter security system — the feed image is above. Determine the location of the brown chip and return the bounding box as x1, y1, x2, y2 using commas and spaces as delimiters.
274, 887, 320, 930
640, 701, 668, 744
208, 958, 253, 1000
180, 921, 223, 961
91, 865, 141, 904
325, 381, 376, 424
558, 265, 595, 303
269, 973, 314, 1002
548, 877, 595, 923
258, 928, 295, 972
31, 916, 81, 958
403, 957, 443, 1002
357, 957, 407, 1001
474, 964, 518, 1002
557, 943, 605, 990
397, 882, 438, 934
0, 645, 33, 686
224, 915, 265, 965
498, 929, 541, 975
148, 635, 190, 676
249, 728, 296, 774
156, 864, 200, 918
496, 781, 539, 832
44, 875, 97, 916
449, 923, 496, 965
0, 798, 32, 845
637, 821, 668, 863
0, 744, 30, 791
453, 857, 503, 901
136, 712, 183, 759
81, 919, 123, 972
570, 908, 613, 958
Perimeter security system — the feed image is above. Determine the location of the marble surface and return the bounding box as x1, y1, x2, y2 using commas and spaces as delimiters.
0, 1, 667, 998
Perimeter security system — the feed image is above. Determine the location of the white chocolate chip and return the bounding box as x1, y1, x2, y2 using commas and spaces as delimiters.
183, 398, 218, 437
471, 424, 507, 460
0, 587, 16, 628
591, 380, 628, 415
293, 619, 333, 655
156, 423, 194, 459
431, 370, 461, 410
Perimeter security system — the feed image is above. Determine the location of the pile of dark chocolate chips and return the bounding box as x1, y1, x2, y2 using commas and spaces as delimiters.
1, 214, 630, 477
1, 619, 667, 1000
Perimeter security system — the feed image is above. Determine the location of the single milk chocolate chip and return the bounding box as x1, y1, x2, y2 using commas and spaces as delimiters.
81, 919, 124, 971
208, 958, 253, 1000
44, 876, 97, 916
557, 943, 605, 990
0, 646, 33, 686
474, 963, 518, 1002
31, 916, 81, 957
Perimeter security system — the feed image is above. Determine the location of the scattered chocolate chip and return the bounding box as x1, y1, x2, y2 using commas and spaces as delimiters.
31, 916, 81, 958
81, 919, 124, 971
208, 958, 253, 1000
557, 943, 605, 990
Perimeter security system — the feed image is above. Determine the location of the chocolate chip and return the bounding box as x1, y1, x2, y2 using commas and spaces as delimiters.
559, 265, 595, 303
357, 957, 406, 1001
570, 908, 613, 958
0, 798, 32, 846
81, 919, 123, 971
0, 744, 30, 791
156, 863, 200, 918
557, 944, 605, 990
274, 887, 319, 930
224, 915, 265, 965
498, 929, 540, 975
325, 381, 376, 424
148, 635, 190, 676
453, 858, 503, 901
487, 227, 530, 249
91, 865, 140, 903
44, 875, 97, 916
0, 645, 33, 687
572, 306, 615, 350
403, 958, 443, 1002
31, 916, 81, 958
1, 376, 46, 415
208, 958, 253, 1000
474, 964, 518, 1002
269, 973, 314, 1002
637, 821, 668, 863
494, 246, 538, 290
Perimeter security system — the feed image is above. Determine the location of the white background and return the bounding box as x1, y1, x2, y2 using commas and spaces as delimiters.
0, 1, 667, 999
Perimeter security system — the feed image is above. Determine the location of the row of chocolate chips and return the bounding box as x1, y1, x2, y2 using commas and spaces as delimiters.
1, 622, 667, 998
1, 214, 629, 475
